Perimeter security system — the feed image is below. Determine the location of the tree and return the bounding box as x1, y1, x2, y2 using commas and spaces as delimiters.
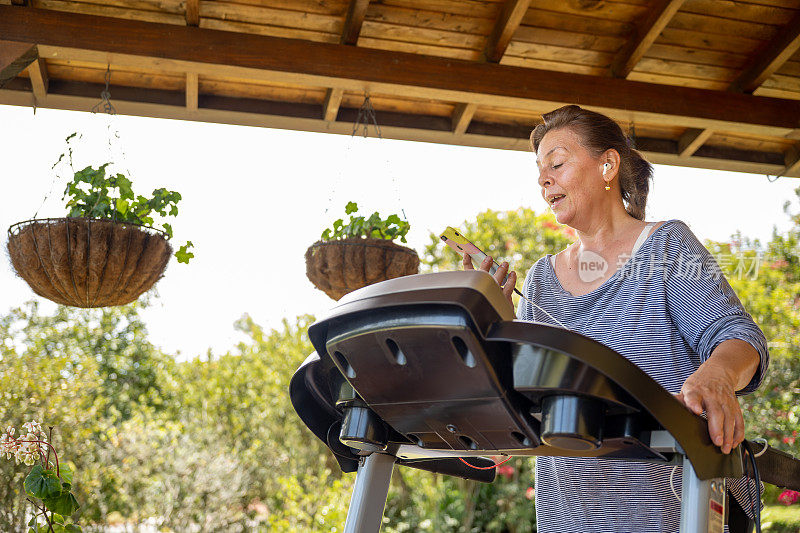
0, 300, 174, 529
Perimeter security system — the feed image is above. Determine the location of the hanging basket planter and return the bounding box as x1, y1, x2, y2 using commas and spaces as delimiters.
7, 217, 172, 308
305, 238, 420, 300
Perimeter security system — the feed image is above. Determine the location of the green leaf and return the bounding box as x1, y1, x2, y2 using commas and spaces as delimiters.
321, 228, 331, 240
115, 198, 129, 216
162, 223, 174, 239
42, 491, 80, 517
51, 513, 64, 524
65, 525, 81, 533
28, 517, 36, 527
176, 241, 194, 264
24, 466, 62, 500
58, 464, 73, 487
345, 201, 359, 215
115, 174, 134, 200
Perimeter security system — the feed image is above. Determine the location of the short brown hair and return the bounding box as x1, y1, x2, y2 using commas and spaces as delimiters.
530, 105, 653, 220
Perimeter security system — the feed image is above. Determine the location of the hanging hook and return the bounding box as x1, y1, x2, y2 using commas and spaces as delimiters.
91, 65, 117, 115
351, 93, 382, 139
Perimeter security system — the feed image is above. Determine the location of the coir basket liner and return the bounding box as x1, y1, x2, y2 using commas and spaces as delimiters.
7, 218, 172, 308
305, 238, 419, 300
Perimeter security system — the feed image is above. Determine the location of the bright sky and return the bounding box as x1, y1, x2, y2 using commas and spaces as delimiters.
1, 104, 798, 358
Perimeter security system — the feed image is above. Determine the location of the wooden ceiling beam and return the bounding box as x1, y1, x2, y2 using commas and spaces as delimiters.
460, 0, 531, 133
730, 10, 800, 94
185, 0, 199, 27
2, 81, 793, 177
186, 72, 198, 111
341, 0, 370, 45
611, 0, 686, 79
0, 40, 37, 87
27, 57, 48, 103
783, 146, 800, 177
452, 103, 477, 134
676, 10, 800, 157
677, 127, 713, 158
323, 88, 343, 122
484, 0, 532, 63
322, 0, 371, 122
2, 7, 800, 138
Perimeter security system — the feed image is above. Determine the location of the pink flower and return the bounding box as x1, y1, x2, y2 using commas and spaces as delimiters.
779, 490, 800, 505
496, 464, 515, 479
525, 487, 535, 500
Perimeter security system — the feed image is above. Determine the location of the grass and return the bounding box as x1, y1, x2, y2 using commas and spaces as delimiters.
762, 504, 800, 532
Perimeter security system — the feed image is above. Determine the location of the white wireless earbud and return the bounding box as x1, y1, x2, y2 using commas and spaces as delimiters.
603, 163, 611, 175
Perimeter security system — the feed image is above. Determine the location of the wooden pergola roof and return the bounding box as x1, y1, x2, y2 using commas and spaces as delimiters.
2, 0, 800, 177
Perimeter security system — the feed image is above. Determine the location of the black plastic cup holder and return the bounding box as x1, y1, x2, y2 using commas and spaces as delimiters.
339, 406, 387, 453
541, 395, 604, 451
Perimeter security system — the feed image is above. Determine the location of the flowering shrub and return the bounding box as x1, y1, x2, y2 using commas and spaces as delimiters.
1, 422, 81, 532
779, 490, 800, 506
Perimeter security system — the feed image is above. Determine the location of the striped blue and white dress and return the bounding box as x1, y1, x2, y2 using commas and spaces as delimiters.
517, 219, 769, 533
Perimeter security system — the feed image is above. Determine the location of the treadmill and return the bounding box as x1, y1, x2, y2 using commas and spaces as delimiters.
290, 270, 800, 533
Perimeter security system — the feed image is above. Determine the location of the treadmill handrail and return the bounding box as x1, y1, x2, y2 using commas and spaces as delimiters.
487, 320, 743, 480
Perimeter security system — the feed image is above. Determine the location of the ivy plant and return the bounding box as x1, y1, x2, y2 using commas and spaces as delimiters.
56, 133, 194, 264
321, 201, 410, 243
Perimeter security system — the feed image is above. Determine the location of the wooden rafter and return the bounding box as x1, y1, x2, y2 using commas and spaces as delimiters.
185, 0, 199, 27
484, 0, 532, 64
452, 103, 477, 135
677, 128, 713, 158
452, 0, 531, 133
186, 72, 198, 110
27, 57, 48, 103
323, 88, 343, 122
783, 146, 800, 177
1, 79, 793, 177
6, 7, 800, 165
730, 9, 800, 94
2, 8, 799, 138
322, 0, 370, 122
611, 0, 686, 79
341, 0, 370, 46
677, 10, 800, 157
0, 40, 37, 87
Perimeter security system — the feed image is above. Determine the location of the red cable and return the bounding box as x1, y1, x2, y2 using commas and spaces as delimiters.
459, 456, 513, 470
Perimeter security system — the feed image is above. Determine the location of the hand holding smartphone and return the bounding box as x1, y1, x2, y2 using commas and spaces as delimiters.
439, 226, 507, 278
440, 227, 569, 329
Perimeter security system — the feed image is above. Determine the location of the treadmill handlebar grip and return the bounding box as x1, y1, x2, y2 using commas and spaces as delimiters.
750, 440, 800, 491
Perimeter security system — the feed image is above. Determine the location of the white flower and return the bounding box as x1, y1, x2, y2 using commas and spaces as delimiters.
21, 421, 43, 436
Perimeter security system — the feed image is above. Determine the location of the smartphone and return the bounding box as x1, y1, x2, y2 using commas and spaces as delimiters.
440, 226, 508, 281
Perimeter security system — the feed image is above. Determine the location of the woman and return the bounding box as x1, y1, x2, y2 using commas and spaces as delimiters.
464, 105, 769, 532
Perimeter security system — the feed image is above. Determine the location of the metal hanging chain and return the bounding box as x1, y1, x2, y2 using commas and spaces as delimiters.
325, 93, 407, 221
89, 65, 132, 222
351, 94, 382, 139
91, 66, 117, 115
353, 94, 407, 221
325, 93, 381, 215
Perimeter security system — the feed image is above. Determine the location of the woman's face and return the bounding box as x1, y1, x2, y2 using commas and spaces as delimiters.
536, 127, 605, 227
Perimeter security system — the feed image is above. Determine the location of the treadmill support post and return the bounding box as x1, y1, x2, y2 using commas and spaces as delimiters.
680, 456, 725, 533
344, 453, 395, 533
